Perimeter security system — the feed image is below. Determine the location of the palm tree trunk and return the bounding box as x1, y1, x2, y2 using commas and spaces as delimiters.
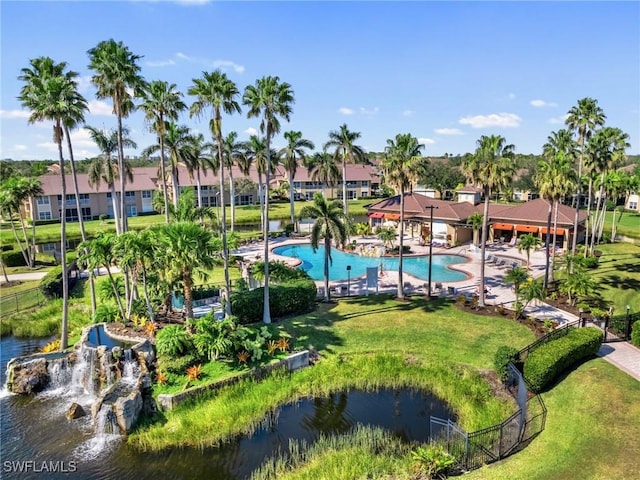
571, 146, 584, 258
479, 189, 490, 307
229, 166, 236, 232
106, 266, 126, 321
590, 177, 605, 253
64, 125, 96, 318
116, 109, 128, 234
55, 121, 69, 351
159, 131, 170, 223
29, 197, 38, 269
141, 270, 155, 322
397, 189, 405, 299
171, 164, 180, 209
263, 127, 272, 324
0, 255, 9, 283
109, 183, 121, 235
611, 207, 618, 242
289, 170, 296, 232
216, 123, 232, 317
16, 207, 33, 268
196, 169, 203, 209
324, 235, 331, 302
584, 176, 594, 254
258, 174, 264, 233
543, 201, 552, 289
8, 217, 30, 268
183, 270, 194, 320
342, 158, 348, 217
550, 200, 560, 284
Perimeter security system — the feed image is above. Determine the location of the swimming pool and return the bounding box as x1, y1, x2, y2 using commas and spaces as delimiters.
273, 244, 468, 282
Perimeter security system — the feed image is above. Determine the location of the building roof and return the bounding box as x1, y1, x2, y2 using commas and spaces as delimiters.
489, 197, 587, 226
456, 185, 483, 194
37, 171, 158, 195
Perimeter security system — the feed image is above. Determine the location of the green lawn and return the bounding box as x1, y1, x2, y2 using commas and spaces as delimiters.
603, 210, 640, 239
590, 243, 640, 314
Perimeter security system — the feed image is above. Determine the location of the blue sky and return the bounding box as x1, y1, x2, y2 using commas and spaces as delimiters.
1, 1, 638, 161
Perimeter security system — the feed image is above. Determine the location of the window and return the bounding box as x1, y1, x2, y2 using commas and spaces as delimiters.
65, 208, 78, 222
81, 207, 92, 220
630, 201, 638, 210
38, 211, 52, 220
361, 180, 369, 187
37, 196, 50, 205
293, 182, 301, 189
79, 193, 90, 205
142, 190, 152, 199
305, 192, 314, 200
126, 205, 137, 217
235, 195, 253, 206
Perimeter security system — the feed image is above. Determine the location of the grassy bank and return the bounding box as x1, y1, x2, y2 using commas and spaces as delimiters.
590, 243, 640, 313
129, 297, 535, 451
603, 210, 640, 240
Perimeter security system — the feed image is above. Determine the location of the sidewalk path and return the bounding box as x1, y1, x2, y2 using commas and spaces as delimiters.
1, 272, 48, 283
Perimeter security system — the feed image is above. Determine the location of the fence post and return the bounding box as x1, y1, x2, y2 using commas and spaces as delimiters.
626, 307, 632, 340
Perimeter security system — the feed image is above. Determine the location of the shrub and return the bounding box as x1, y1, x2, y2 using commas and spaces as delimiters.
524, 327, 603, 392
2, 249, 27, 267
192, 285, 220, 301
631, 320, 640, 348
39, 266, 64, 299
155, 325, 193, 357
157, 353, 200, 374
231, 279, 317, 324
283, 223, 295, 235
583, 255, 599, 269
94, 303, 119, 323
494, 346, 519, 382
411, 443, 456, 478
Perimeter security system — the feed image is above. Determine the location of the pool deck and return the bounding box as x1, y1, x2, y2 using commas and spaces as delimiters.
232, 234, 550, 311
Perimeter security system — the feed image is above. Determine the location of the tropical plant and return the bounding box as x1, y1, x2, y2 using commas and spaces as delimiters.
189, 70, 242, 317
243, 76, 295, 323
411, 443, 456, 479
18, 56, 89, 350
191, 315, 236, 361
377, 226, 398, 249
155, 324, 192, 357
181, 133, 212, 210
0, 176, 41, 268
466, 212, 483, 247
220, 131, 246, 230
279, 130, 315, 230
139, 80, 187, 222
300, 192, 346, 302
518, 278, 546, 318
558, 268, 598, 306
565, 97, 606, 255
307, 151, 341, 199
517, 233, 541, 268
462, 134, 516, 307
504, 266, 528, 297
381, 133, 427, 299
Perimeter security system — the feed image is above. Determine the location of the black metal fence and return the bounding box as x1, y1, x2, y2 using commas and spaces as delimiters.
597, 311, 640, 343
430, 363, 547, 472
0, 287, 47, 317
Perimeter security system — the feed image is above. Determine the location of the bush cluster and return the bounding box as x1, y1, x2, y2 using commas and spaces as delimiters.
631, 320, 640, 348
494, 346, 519, 382
2, 249, 27, 267
524, 327, 603, 392
39, 266, 64, 299
231, 279, 317, 324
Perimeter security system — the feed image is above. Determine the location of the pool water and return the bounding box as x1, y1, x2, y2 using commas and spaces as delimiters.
273, 244, 468, 282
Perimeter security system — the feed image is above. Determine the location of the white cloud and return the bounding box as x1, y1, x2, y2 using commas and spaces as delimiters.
174, 0, 211, 5
245, 127, 258, 136
548, 114, 569, 124
459, 113, 521, 128
508, 93, 516, 100
434, 128, 463, 135
359, 107, 379, 116
174, 52, 245, 73
418, 137, 436, 145
338, 107, 354, 115
145, 59, 176, 67
0, 109, 31, 119
530, 99, 557, 108
76, 76, 93, 94
14, 144, 28, 151
402, 109, 414, 117
88, 100, 113, 116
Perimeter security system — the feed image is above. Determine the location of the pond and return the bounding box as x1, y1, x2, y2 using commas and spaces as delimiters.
1, 336, 455, 479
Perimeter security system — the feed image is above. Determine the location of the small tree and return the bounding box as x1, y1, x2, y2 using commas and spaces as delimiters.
377, 226, 397, 249
518, 233, 541, 268
466, 212, 483, 247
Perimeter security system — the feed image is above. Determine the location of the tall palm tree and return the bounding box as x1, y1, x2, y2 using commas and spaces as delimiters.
188, 70, 241, 317
300, 193, 346, 302
278, 130, 315, 231
565, 97, 606, 255
463, 135, 516, 307
85, 126, 136, 234
308, 151, 341, 199
139, 80, 186, 223
243, 135, 271, 231
156, 222, 217, 320
181, 133, 213, 210
586, 127, 629, 251
243, 76, 294, 324
324, 124, 367, 216
88, 39, 145, 233
381, 133, 426, 299
18, 57, 88, 351
221, 131, 246, 231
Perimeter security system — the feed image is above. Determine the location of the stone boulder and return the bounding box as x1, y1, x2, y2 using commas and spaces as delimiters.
66, 402, 86, 421
6, 357, 49, 394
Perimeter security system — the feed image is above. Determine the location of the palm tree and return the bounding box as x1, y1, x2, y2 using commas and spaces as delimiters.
517, 233, 541, 269
324, 124, 367, 216
18, 57, 88, 351
221, 131, 246, 231
308, 151, 341, 198
300, 193, 346, 302
181, 133, 213, 209
139, 80, 186, 223
0, 177, 38, 268
243, 135, 271, 231
88, 39, 145, 233
156, 222, 217, 320
504, 266, 528, 297
463, 135, 516, 307
243, 76, 294, 324
381, 133, 425, 299
85, 126, 136, 234
466, 212, 483, 247
279, 131, 315, 231
188, 70, 241, 317
565, 98, 606, 255
586, 127, 630, 251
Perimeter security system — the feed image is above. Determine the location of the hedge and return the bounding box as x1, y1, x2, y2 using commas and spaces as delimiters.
494, 345, 519, 382
2, 249, 27, 267
231, 279, 317, 324
39, 266, 64, 299
524, 327, 603, 392
631, 320, 640, 348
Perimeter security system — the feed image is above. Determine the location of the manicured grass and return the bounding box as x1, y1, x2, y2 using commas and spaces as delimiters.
603, 210, 640, 239
465, 359, 640, 480
590, 243, 640, 314
0, 279, 41, 296
129, 297, 535, 452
